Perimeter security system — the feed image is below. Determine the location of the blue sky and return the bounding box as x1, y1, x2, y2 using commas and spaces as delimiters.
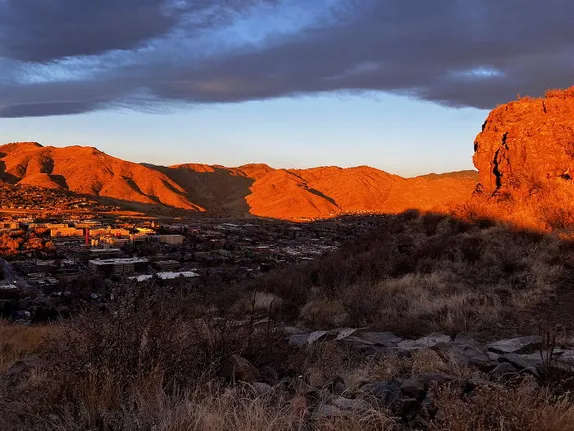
0, 1, 569, 176
0, 93, 486, 176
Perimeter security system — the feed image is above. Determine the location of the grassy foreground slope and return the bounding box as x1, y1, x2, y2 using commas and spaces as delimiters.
2, 212, 574, 430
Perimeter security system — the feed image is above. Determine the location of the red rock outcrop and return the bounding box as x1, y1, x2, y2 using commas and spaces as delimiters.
473, 87, 574, 196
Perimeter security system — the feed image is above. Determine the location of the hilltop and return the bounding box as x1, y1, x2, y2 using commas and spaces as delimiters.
469, 86, 574, 230
0, 142, 477, 220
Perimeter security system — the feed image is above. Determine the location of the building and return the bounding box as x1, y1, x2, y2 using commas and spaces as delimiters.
88, 257, 149, 277
129, 271, 199, 283
153, 234, 185, 246
50, 227, 83, 237
89, 248, 123, 259
153, 260, 181, 271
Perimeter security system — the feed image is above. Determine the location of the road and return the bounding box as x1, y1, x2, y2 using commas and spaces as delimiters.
0, 257, 17, 284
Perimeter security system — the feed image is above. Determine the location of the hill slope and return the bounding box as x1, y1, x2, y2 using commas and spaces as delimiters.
471, 86, 574, 229
0, 142, 477, 219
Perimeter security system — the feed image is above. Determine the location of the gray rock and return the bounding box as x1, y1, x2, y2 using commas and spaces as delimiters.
397, 333, 452, 351
307, 330, 328, 345
252, 382, 273, 396
334, 328, 358, 340
313, 404, 344, 418
362, 380, 402, 407
292, 377, 320, 395
500, 354, 541, 378
220, 355, 261, 383
487, 336, 542, 354
288, 333, 309, 347
400, 379, 426, 400
490, 362, 517, 380
332, 396, 370, 412
419, 372, 455, 386
454, 333, 480, 346
446, 344, 496, 370
260, 366, 279, 384
328, 375, 347, 396
356, 331, 403, 347
558, 350, 574, 364
487, 351, 501, 361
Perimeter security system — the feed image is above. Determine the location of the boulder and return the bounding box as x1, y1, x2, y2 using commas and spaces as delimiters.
419, 372, 455, 387
362, 380, 402, 407
331, 396, 370, 412
252, 382, 273, 396
259, 365, 279, 384
454, 333, 480, 346
307, 330, 328, 345
221, 355, 261, 383
355, 331, 403, 347
400, 379, 426, 401
327, 375, 347, 396
397, 333, 451, 351
487, 336, 542, 354
490, 362, 518, 381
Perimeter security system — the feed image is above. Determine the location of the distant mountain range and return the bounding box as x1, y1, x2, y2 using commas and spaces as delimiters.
0, 141, 477, 220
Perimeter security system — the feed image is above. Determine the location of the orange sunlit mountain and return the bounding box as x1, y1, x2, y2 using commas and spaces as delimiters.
0, 141, 477, 220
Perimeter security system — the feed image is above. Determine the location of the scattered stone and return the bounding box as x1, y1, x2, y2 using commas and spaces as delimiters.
500, 354, 541, 377
331, 396, 370, 412
328, 375, 347, 396
489, 362, 518, 381
288, 333, 309, 347
400, 379, 426, 401
313, 404, 344, 418
220, 355, 261, 383
397, 333, 451, 351
356, 331, 403, 347
260, 366, 279, 384
292, 377, 320, 396
487, 351, 500, 361
419, 372, 455, 387
334, 328, 357, 340
307, 331, 328, 345
362, 380, 402, 407
487, 336, 542, 354
252, 382, 273, 396
454, 333, 480, 346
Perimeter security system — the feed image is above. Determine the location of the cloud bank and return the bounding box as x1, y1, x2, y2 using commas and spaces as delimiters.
0, 0, 571, 117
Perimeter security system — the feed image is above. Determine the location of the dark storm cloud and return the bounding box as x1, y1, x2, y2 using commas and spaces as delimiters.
0, 0, 571, 117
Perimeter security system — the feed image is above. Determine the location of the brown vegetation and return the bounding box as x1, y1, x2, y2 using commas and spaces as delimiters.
249, 211, 571, 338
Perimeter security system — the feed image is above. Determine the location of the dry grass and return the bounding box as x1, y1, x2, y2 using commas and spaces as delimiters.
0, 319, 52, 372
254, 213, 568, 337
432, 380, 574, 431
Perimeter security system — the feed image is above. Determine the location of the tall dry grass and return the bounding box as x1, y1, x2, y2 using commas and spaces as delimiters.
0, 319, 52, 372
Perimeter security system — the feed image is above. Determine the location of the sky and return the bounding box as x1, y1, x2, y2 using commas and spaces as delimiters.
0, 0, 571, 176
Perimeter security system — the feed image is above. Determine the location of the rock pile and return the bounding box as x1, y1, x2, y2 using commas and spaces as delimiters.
217, 327, 574, 426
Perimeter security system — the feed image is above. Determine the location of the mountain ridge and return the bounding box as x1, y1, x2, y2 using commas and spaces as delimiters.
0, 141, 477, 220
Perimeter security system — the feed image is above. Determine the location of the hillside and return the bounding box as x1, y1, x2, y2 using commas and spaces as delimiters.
470, 86, 574, 230
0, 142, 477, 219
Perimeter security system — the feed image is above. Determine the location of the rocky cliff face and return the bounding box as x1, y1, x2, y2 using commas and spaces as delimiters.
473, 87, 574, 197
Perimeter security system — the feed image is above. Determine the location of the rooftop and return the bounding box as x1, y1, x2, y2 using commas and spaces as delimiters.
88, 257, 149, 266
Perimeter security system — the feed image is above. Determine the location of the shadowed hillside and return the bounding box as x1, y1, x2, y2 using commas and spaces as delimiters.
0, 142, 477, 220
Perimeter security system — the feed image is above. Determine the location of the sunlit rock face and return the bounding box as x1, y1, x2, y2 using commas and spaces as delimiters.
473, 87, 574, 197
